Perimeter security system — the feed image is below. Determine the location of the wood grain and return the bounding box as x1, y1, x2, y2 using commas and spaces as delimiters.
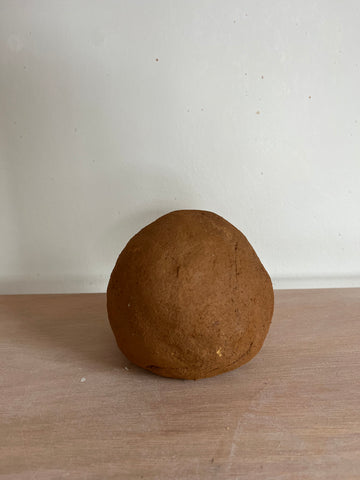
1, 289, 359, 479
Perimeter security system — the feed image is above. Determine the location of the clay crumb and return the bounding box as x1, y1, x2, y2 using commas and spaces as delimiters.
128, 303, 131, 307
124, 366, 129, 371
261, 75, 264, 79
225, 426, 230, 430
216, 348, 223, 357
308, 96, 312, 99
155, 58, 159, 62
80, 377, 86, 383
256, 110, 260, 115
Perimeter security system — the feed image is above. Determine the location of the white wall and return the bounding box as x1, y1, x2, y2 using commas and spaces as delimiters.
1, 0, 359, 294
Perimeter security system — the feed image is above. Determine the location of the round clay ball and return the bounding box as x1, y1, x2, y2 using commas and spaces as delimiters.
107, 210, 273, 380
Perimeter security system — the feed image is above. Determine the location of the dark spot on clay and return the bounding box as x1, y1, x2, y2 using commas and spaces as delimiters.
176, 266, 180, 277
211, 457, 214, 463
146, 365, 161, 369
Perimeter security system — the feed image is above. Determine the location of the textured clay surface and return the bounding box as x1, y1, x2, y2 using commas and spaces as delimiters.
107, 210, 274, 380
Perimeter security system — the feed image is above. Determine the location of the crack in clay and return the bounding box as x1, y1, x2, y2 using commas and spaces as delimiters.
234, 242, 240, 276
201, 341, 255, 376
145, 341, 254, 376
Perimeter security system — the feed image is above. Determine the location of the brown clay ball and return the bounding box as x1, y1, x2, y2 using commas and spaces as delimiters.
107, 210, 274, 380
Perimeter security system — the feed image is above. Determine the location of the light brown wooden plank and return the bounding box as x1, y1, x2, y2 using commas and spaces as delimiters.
1, 289, 359, 479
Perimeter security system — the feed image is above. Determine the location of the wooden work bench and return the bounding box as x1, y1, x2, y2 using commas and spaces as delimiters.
1, 288, 359, 479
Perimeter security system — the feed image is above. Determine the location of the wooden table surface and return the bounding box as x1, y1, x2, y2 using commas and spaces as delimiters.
1, 289, 359, 479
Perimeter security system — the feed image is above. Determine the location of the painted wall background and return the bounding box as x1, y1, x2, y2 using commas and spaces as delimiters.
1, 0, 359, 293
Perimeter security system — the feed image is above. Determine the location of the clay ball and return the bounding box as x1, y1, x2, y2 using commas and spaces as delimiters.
107, 210, 274, 380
